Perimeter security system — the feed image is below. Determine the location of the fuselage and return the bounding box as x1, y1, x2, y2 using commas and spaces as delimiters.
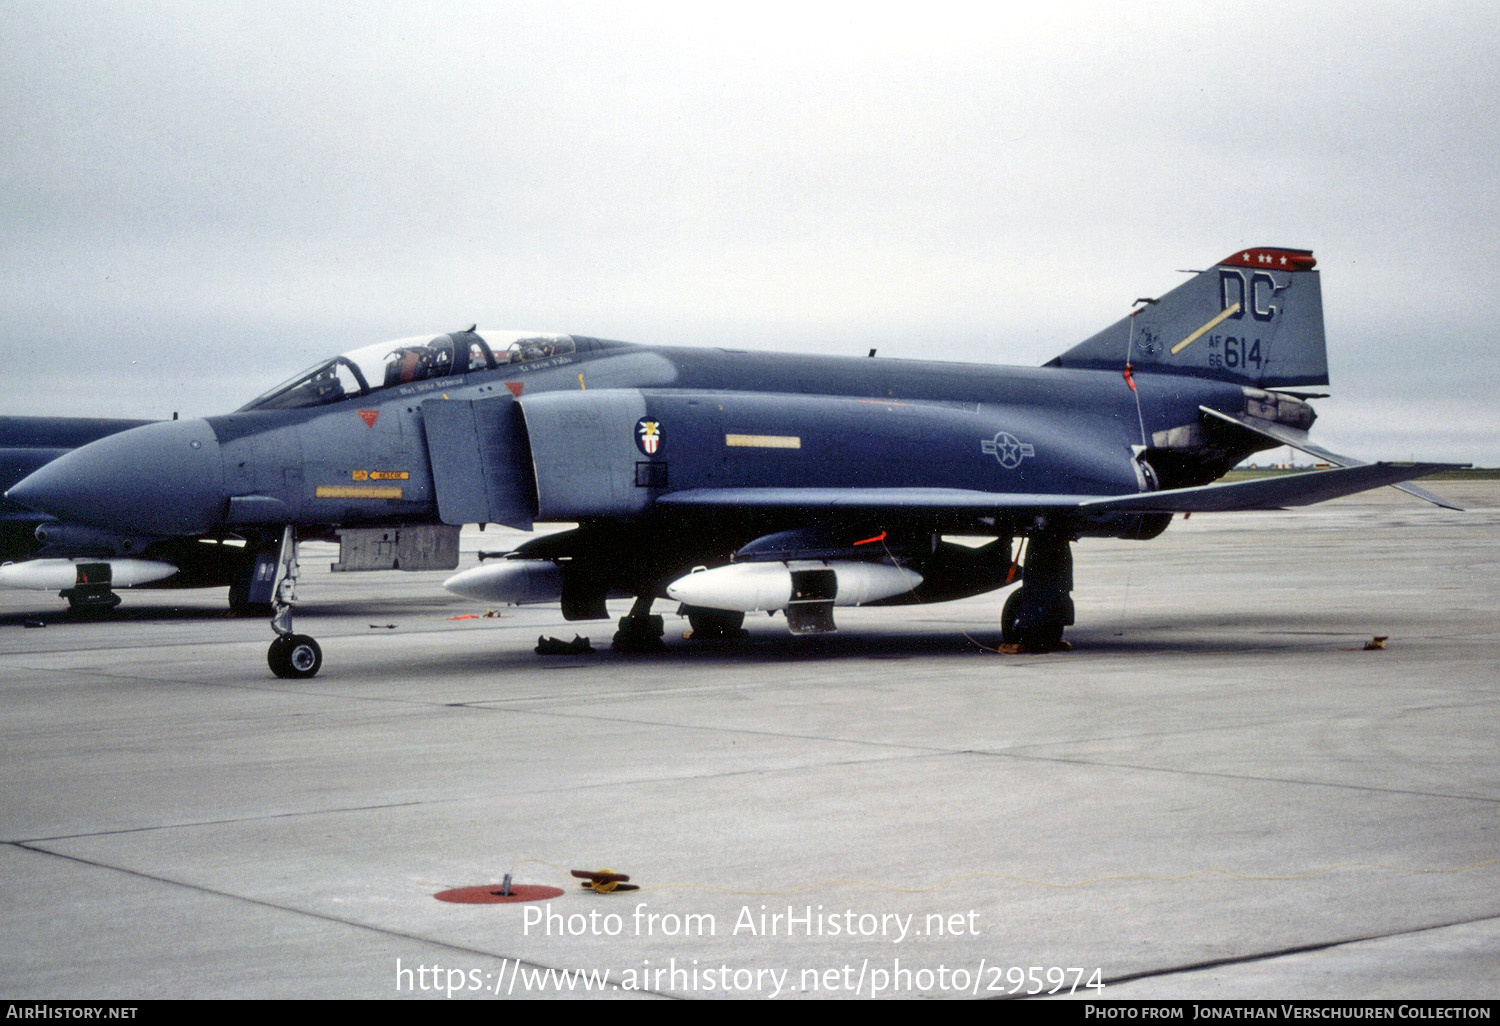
5, 334, 1252, 546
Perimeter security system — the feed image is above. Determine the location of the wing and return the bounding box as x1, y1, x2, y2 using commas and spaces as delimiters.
656, 460, 1463, 519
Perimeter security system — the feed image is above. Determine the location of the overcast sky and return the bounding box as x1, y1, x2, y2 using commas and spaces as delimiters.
4, 1, 1497, 463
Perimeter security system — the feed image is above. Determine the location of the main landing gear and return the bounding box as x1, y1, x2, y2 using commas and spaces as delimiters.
266, 526, 322, 678
613, 595, 751, 649
612, 595, 666, 652
1001, 532, 1075, 653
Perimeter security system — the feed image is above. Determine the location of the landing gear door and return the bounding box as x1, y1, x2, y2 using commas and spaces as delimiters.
421, 396, 537, 530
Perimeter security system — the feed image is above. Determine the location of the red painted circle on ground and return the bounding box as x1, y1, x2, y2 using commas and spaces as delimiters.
434, 883, 565, 904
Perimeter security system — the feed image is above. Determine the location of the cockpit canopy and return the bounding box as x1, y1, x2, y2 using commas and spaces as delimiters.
240, 330, 578, 411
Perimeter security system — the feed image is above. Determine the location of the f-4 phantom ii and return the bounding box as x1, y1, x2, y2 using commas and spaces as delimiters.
5, 247, 1462, 677
0, 416, 264, 611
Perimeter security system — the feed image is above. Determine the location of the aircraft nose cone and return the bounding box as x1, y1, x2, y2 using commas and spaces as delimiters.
5, 419, 226, 536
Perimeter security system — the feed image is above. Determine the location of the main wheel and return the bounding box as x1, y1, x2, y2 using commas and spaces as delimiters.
268, 634, 322, 678
1001, 589, 1065, 652
611, 613, 666, 653
65, 589, 122, 615
1000, 589, 1023, 640
686, 607, 746, 638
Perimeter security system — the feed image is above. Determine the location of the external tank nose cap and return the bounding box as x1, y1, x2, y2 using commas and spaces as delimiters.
5, 419, 225, 537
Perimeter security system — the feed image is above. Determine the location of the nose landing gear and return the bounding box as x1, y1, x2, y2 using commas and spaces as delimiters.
266, 526, 323, 679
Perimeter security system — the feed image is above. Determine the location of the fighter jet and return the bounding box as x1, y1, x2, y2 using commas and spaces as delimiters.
5, 248, 1461, 677
0, 416, 263, 611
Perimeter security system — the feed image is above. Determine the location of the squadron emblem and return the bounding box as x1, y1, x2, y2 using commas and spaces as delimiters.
981, 431, 1034, 469
635, 418, 662, 455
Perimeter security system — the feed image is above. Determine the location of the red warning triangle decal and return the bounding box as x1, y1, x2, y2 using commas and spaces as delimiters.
358, 409, 379, 428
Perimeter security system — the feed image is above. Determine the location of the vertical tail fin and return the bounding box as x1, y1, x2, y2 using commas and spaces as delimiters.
1048, 247, 1328, 388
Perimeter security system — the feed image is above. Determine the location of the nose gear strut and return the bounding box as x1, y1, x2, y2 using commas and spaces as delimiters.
266, 525, 323, 678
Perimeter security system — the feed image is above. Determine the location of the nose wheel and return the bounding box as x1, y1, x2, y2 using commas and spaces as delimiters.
268, 634, 323, 678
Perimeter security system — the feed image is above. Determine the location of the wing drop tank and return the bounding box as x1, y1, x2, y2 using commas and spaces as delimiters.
0, 558, 176, 590
665, 560, 920, 613
443, 559, 564, 605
